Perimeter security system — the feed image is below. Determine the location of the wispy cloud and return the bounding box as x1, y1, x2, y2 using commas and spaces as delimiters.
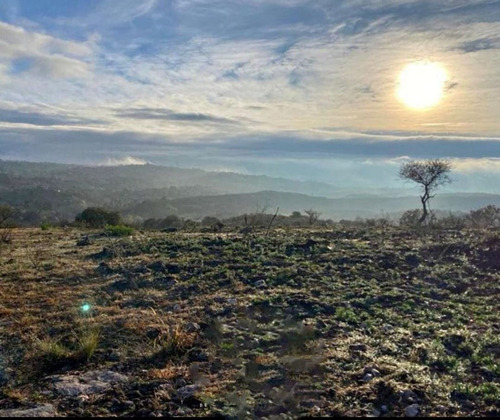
116, 108, 240, 125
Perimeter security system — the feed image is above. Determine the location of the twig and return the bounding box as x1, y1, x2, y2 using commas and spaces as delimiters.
265, 207, 280, 238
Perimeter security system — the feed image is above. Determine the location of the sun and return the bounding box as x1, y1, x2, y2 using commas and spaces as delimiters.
397, 61, 447, 110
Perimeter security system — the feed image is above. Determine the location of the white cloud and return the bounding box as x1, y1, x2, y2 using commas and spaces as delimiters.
0, 21, 92, 79
102, 156, 150, 166
451, 158, 500, 173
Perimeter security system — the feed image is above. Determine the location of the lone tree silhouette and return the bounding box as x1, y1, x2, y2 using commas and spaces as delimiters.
399, 159, 452, 224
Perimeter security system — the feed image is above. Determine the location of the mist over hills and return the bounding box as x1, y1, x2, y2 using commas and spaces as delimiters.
0, 160, 499, 224
129, 190, 500, 220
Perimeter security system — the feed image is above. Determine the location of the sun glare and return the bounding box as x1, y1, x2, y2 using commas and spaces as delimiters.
397, 61, 447, 110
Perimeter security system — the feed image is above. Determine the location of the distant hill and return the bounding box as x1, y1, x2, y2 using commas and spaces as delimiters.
0, 160, 340, 198
1, 160, 499, 224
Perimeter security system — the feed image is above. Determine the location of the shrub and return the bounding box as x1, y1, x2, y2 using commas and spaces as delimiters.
434, 212, 466, 230
0, 205, 13, 227
105, 224, 134, 237
75, 207, 121, 228
467, 205, 500, 228
201, 216, 221, 227
399, 209, 422, 227
0, 205, 13, 247
40, 222, 52, 231
161, 215, 184, 229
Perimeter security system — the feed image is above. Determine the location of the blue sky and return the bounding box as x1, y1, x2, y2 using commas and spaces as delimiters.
0, 0, 499, 192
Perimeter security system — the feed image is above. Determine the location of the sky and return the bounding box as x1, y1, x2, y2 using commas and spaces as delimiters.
0, 0, 499, 193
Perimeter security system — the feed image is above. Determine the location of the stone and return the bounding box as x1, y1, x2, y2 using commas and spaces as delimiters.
51, 370, 128, 397
381, 405, 388, 413
382, 324, 394, 333
173, 304, 182, 312
405, 404, 419, 417
177, 384, 200, 400
401, 389, 418, 403
185, 322, 201, 333
210, 358, 223, 374
175, 378, 187, 388
363, 373, 374, 382
227, 298, 237, 305
436, 405, 446, 413
255, 279, 267, 288
349, 343, 367, 352
0, 404, 56, 417
76, 236, 92, 246
147, 261, 166, 272
372, 409, 381, 417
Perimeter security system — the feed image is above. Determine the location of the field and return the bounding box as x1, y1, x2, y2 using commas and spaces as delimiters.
0, 226, 499, 417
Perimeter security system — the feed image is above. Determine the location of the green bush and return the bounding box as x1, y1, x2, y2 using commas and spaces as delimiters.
75, 207, 121, 228
40, 222, 52, 231
105, 224, 134, 237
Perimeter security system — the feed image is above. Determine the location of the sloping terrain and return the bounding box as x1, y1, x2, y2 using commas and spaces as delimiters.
0, 226, 498, 417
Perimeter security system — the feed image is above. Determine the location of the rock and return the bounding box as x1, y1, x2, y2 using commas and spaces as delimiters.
255, 279, 267, 288
51, 370, 128, 397
382, 324, 394, 333
381, 405, 388, 413
173, 304, 182, 312
227, 298, 237, 305
401, 389, 418, 403
109, 278, 138, 292
372, 408, 381, 416
364, 366, 381, 377
177, 384, 200, 400
349, 343, 367, 352
210, 358, 223, 374
405, 404, 419, 417
97, 261, 115, 275
107, 351, 121, 362
136, 408, 152, 417
436, 405, 446, 413
0, 404, 56, 417
76, 235, 92, 246
184, 322, 201, 333
316, 319, 327, 329
479, 367, 494, 381
175, 378, 187, 388
147, 261, 166, 273
187, 348, 209, 362
363, 373, 374, 382
165, 263, 181, 274
133, 264, 150, 274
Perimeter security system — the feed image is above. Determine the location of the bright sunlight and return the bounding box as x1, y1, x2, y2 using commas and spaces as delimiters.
397, 61, 448, 110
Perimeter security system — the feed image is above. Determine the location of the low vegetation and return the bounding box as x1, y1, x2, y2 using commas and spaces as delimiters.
0, 221, 498, 417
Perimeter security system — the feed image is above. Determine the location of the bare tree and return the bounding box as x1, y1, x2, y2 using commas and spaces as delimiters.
304, 209, 321, 226
399, 159, 452, 224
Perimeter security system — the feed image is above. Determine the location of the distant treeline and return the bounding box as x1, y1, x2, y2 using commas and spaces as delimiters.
1, 204, 498, 231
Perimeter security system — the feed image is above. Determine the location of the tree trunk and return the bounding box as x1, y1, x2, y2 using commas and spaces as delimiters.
419, 187, 429, 224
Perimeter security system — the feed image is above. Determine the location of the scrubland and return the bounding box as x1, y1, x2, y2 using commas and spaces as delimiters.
0, 226, 498, 417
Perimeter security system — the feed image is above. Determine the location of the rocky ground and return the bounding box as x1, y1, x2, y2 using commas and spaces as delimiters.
0, 226, 498, 417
